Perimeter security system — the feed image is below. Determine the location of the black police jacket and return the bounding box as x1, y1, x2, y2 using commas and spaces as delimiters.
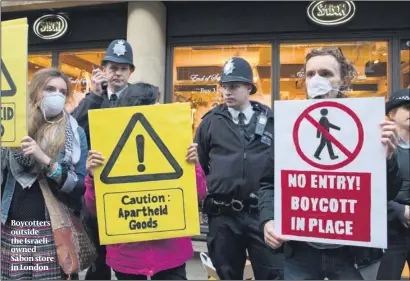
195, 101, 274, 200
71, 91, 112, 148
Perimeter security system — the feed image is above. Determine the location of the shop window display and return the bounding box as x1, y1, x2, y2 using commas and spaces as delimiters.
58, 49, 105, 112
401, 39, 410, 89
28, 53, 52, 82
279, 41, 390, 100
173, 44, 272, 134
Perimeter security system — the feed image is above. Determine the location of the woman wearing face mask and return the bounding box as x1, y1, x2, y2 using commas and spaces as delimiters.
84, 83, 207, 280
377, 89, 410, 280
1, 68, 88, 280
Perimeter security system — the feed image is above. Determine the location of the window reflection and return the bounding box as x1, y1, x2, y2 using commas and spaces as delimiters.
401, 39, 410, 89
173, 44, 272, 134
279, 41, 389, 100
58, 50, 105, 112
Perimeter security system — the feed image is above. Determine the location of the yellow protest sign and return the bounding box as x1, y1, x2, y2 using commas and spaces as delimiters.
89, 103, 200, 245
1, 18, 28, 147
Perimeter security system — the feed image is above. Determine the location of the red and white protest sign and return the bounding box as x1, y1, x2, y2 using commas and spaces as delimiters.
274, 97, 387, 248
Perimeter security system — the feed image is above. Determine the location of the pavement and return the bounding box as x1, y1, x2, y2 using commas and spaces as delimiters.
78, 252, 208, 280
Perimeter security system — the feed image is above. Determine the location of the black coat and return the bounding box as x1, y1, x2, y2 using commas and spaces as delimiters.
71, 91, 112, 148
195, 101, 274, 200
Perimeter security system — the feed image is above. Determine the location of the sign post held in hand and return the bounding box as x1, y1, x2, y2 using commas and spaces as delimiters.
274, 97, 387, 248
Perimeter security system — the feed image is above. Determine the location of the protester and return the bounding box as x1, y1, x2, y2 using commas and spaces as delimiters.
377, 88, 410, 280
1, 68, 88, 280
258, 47, 402, 280
72, 39, 135, 280
195, 57, 284, 280
84, 82, 207, 280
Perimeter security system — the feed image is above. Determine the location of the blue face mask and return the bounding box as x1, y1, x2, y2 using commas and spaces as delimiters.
307, 75, 340, 99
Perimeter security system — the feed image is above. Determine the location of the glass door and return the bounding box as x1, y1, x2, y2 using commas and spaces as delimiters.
400, 39, 410, 89
58, 49, 105, 112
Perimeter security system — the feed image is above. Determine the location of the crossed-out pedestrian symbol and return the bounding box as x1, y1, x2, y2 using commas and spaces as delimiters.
292, 101, 364, 170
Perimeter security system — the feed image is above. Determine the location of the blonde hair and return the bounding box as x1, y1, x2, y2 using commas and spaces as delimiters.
27, 68, 73, 161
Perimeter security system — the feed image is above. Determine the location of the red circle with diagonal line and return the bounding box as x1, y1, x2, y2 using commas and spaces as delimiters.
293, 101, 364, 170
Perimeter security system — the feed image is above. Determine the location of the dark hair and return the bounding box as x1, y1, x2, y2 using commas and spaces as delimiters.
116, 82, 160, 107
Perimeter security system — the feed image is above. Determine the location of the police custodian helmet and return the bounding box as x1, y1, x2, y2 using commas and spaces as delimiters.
386, 88, 410, 114
101, 39, 135, 70
219, 57, 257, 95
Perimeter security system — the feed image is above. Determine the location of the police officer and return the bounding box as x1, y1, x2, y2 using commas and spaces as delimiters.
72, 39, 135, 280
72, 39, 135, 145
196, 57, 284, 280
258, 47, 402, 280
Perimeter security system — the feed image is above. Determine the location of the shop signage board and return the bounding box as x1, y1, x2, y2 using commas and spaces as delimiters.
1, 18, 28, 147
33, 14, 69, 40
274, 97, 387, 248
307, 1, 356, 26
89, 103, 200, 245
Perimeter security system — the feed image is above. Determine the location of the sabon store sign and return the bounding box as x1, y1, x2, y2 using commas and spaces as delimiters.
33, 14, 69, 40
307, 1, 356, 26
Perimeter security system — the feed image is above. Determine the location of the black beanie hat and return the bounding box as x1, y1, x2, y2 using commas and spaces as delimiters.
386, 88, 410, 115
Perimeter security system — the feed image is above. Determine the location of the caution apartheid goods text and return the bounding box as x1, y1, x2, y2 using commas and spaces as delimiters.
274, 98, 387, 248
1, 18, 28, 146
89, 103, 199, 245
104, 189, 185, 235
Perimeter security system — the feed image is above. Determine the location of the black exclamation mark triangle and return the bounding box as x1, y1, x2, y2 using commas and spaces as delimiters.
136, 134, 146, 172
1, 59, 17, 97
100, 113, 183, 184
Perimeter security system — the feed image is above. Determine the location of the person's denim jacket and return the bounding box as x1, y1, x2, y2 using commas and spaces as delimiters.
1, 127, 88, 224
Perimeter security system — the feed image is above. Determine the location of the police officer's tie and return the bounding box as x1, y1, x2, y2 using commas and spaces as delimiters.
238, 112, 249, 141
109, 93, 118, 107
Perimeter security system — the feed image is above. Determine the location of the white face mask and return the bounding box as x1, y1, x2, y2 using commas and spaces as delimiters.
307, 75, 340, 99
40, 91, 66, 122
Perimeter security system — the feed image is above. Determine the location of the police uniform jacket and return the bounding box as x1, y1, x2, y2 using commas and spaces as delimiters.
72, 85, 129, 147
195, 101, 274, 200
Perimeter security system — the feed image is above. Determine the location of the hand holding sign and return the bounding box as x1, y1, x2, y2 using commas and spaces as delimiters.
379, 120, 398, 159
185, 143, 198, 164
86, 150, 105, 176
264, 220, 288, 249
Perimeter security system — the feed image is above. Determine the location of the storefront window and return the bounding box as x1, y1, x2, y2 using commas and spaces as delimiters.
58, 49, 105, 111
173, 44, 272, 134
401, 39, 410, 89
279, 41, 389, 100
28, 53, 52, 82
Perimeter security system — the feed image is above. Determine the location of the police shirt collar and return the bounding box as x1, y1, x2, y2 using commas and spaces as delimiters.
398, 136, 410, 149
228, 103, 254, 122
107, 84, 128, 100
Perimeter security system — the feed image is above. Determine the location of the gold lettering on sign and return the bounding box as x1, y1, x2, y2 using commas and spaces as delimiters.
316, 3, 348, 17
